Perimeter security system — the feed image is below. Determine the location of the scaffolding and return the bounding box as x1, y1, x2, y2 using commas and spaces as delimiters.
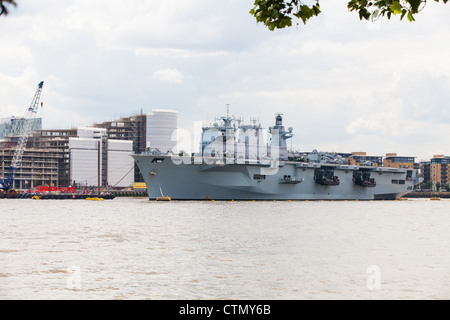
94, 114, 147, 182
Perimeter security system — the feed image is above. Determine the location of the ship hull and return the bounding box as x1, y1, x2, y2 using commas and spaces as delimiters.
133, 155, 418, 201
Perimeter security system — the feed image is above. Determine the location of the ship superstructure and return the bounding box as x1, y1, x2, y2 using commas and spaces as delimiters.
133, 113, 419, 200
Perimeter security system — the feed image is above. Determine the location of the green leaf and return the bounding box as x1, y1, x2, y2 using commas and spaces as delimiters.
400, 9, 407, 20
408, 0, 421, 12
407, 11, 415, 21
390, 1, 403, 15
358, 8, 371, 20
312, 4, 321, 15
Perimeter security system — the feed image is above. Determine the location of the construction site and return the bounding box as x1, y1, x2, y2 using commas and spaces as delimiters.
0, 81, 178, 199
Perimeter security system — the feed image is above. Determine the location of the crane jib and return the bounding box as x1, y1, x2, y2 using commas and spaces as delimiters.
0, 81, 44, 191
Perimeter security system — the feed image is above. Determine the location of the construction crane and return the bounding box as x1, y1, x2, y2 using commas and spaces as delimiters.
0, 81, 44, 192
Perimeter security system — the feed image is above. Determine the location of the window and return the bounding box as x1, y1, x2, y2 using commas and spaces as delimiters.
254, 174, 266, 180
406, 170, 413, 181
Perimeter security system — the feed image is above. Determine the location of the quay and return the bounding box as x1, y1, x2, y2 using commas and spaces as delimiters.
0, 192, 115, 200
0, 190, 149, 199
404, 191, 450, 199
1, 190, 448, 200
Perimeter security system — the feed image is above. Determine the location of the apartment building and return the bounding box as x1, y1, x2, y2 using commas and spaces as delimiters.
383, 153, 416, 169
347, 152, 383, 167
430, 155, 450, 186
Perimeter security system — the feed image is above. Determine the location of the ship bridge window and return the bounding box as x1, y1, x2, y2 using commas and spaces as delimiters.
391, 179, 398, 184
406, 170, 413, 181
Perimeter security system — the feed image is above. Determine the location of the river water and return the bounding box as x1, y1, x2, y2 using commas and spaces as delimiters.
0, 197, 448, 300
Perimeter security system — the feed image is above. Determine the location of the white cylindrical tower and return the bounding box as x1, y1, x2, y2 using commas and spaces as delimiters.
146, 109, 178, 153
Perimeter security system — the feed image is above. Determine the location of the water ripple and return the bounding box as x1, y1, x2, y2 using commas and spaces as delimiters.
0, 198, 449, 299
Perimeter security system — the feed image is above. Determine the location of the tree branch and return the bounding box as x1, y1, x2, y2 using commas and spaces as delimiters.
250, 0, 449, 30
0, 0, 17, 16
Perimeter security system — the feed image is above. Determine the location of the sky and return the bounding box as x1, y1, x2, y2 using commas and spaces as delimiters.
1, 0, 450, 161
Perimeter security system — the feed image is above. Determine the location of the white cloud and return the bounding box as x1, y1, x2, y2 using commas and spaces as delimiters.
135, 48, 229, 59
1, 0, 450, 160
345, 116, 389, 136
152, 69, 184, 84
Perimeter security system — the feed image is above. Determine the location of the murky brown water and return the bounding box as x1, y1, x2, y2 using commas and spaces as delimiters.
0, 198, 449, 299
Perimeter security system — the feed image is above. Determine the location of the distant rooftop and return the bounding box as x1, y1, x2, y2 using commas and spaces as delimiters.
149, 109, 178, 114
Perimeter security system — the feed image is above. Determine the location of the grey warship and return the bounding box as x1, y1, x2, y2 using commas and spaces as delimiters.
133, 113, 419, 200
